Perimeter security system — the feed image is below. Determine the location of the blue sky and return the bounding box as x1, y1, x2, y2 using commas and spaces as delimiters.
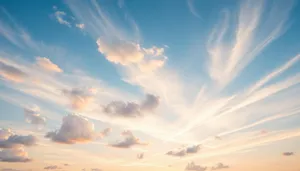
0, 0, 300, 171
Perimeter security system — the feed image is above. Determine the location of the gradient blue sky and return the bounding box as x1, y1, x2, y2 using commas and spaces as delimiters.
0, 0, 300, 171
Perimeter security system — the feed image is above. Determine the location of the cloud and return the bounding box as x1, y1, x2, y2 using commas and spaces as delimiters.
96, 38, 166, 71
76, 23, 85, 30
137, 153, 144, 159
91, 169, 102, 171
44, 165, 60, 170
96, 38, 144, 65
187, 0, 202, 19
24, 106, 46, 126
54, 10, 71, 27
103, 93, 160, 118
62, 87, 97, 111
110, 130, 148, 148
0, 129, 13, 140
185, 162, 207, 171
35, 57, 63, 73
166, 144, 201, 157
0, 61, 27, 82
0, 133, 37, 148
211, 163, 229, 170
282, 152, 294, 156
0, 147, 32, 162
98, 128, 111, 139
45, 114, 96, 144
1, 169, 22, 171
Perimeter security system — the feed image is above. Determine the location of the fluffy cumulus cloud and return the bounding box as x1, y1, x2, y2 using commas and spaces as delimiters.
211, 163, 229, 170
185, 162, 207, 171
110, 130, 148, 148
62, 87, 97, 111
166, 144, 201, 157
24, 106, 46, 126
283, 152, 294, 156
103, 93, 160, 118
45, 114, 108, 144
0, 61, 27, 82
0, 131, 37, 148
36, 57, 63, 73
44, 165, 60, 170
0, 147, 32, 162
96, 38, 166, 71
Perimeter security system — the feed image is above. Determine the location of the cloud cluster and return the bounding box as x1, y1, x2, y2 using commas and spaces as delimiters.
166, 144, 201, 157
36, 57, 63, 73
53, 9, 71, 27
96, 38, 166, 71
62, 87, 97, 111
24, 106, 46, 126
211, 163, 229, 170
45, 114, 96, 144
185, 162, 207, 171
76, 23, 85, 30
0, 61, 27, 82
0, 147, 32, 162
0, 129, 35, 163
110, 130, 148, 148
103, 93, 160, 118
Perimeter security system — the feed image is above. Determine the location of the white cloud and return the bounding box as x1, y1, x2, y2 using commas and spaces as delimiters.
0, 147, 32, 162
45, 114, 108, 144
54, 11, 71, 27
187, 0, 202, 19
36, 57, 63, 73
76, 23, 85, 30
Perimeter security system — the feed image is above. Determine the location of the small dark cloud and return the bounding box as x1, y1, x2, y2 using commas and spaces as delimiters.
110, 130, 148, 148
1, 169, 21, 171
103, 94, 160, 118
166, 144, 201, 157
211, 163, 229, 170
283, 152, 294, 156
185, 162, 207, 171
91, 169, 102, 171
137, 153, 144, 159
44, 165, 59, 170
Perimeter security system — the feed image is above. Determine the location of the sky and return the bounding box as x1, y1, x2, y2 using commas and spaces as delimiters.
0, 0, 300, 171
